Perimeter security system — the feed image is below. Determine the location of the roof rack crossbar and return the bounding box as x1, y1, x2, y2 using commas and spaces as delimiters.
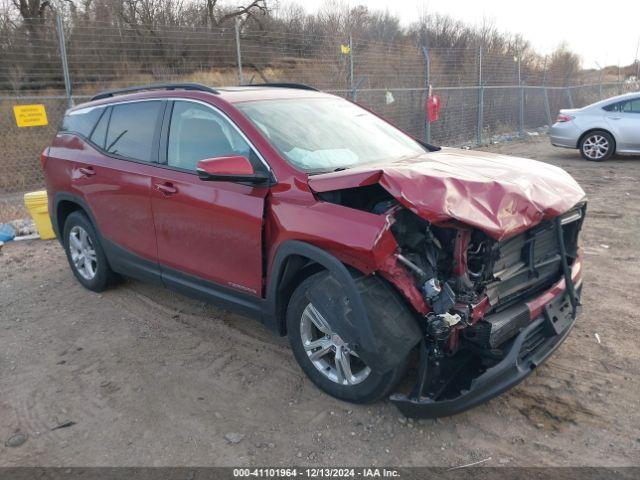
90, 83, 219, 101
242, 82, 318, 91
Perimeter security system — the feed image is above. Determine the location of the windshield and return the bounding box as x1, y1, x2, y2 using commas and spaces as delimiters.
236, 97, 426, 173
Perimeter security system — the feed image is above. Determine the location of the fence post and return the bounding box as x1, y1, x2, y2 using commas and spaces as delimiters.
55, 14, 73, 109
476, 46, 483, 145
518, 85, 525, 135
565, 87, 574, 108
543, 87, 552, 127
598, 74, 603, 99
617, 64, 622, 94
517, 52, 524, 136
348, 35, 354, 100
234, 18, 244, 85
421, 45, 431, 143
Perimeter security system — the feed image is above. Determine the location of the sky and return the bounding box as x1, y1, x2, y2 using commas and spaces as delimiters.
271, 0, 640, 70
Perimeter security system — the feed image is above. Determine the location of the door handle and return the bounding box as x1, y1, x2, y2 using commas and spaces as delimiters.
154, 182, 178, 195
609, 117, 622, 120
78, 166, 96, 177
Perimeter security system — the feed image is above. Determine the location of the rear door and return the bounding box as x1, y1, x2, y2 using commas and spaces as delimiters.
605, 98, 640, 151
69, 100, 165, 279
150, 99, 269, 296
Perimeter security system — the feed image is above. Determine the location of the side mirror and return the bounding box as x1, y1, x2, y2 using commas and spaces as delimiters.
196, 156, 269, 184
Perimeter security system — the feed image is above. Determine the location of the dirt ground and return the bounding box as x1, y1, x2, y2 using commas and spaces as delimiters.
1, 136, 639, 467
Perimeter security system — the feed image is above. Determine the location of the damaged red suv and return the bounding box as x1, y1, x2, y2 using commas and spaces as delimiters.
43, 83, 586, 417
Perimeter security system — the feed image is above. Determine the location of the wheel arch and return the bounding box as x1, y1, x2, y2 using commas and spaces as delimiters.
52, 193, 99, 245
265, 241, 369, 337
577, 128, 617, 152
265, 240, 422, 374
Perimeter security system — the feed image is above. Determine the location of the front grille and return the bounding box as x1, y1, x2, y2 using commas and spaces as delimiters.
518, 323, 547, 362
484, 206, 584, 309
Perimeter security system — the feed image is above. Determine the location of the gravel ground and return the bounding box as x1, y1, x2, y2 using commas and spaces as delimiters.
1, 136, 639, 467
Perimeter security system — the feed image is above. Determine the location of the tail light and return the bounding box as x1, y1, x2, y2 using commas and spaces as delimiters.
556, 114, 574, 123
40, 148, 48, 169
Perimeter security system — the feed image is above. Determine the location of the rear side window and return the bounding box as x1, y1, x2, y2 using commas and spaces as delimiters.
62, 106, 105, 137
90, 107, 110, 148
622, 98, 640, 113
106, 101, 162, 162
604, 99, 640, 113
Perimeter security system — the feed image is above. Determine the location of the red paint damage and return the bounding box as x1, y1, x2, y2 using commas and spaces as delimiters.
308, 148, 586, 241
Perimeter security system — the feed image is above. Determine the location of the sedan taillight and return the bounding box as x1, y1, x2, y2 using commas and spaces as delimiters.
556, 114, 575, 123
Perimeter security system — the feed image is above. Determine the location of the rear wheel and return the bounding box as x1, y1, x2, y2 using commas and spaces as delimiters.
286, 272, 407, 404
579, 131, 614, 161
63, 211, 117, 292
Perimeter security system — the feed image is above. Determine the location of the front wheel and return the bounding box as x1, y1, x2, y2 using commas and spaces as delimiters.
579, 131, 614, 161
286, 272, 407, 404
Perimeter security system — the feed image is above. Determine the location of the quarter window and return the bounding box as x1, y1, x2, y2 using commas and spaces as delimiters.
62, 106, 105, 137
167, 101, 253, 171
90, 107, 110, 149
105, 101, 162, 162
622, 98, 640, 113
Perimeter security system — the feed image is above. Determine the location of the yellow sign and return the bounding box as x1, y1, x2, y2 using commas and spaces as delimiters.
13, 104, 48, 127
340, 44, 351, 55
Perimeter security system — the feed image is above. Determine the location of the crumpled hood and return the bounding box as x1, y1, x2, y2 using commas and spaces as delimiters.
308, 147, 586, 241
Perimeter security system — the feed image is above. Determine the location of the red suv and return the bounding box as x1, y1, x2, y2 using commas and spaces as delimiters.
43, 83, 586, 418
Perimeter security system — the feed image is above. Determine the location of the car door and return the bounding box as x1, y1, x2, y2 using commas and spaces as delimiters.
150, 99, 269, 297
67, 100, 164, 281
605, 98, 640, 151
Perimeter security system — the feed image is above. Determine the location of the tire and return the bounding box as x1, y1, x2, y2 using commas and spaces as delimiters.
286, 271, 407, 404
63, 211, 117, 292
579, 130, 615, 161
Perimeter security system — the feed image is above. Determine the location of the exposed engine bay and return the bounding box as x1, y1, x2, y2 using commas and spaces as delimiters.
317, 183, 586, 416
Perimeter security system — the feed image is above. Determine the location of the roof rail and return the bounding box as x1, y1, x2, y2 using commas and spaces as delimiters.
90, 83, 219, 101
243, 82, 318, 92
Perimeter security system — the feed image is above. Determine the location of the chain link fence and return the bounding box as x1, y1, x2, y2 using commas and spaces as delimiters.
1, 16, 637, 221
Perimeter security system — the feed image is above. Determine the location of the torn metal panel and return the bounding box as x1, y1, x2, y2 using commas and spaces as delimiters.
265, 197, 398, 276
308, 148, 586, 241
378, 254, 429, 314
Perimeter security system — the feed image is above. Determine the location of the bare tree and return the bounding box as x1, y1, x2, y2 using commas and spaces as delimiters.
205, 0, 266, 27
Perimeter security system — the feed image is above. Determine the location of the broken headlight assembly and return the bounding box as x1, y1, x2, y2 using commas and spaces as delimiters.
387, 204, 584, 417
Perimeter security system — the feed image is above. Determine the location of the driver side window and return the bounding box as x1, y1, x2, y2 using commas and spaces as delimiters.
167, 101, 254, 171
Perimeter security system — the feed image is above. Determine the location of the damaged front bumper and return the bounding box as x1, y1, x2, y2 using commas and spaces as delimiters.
390, 254, 583, 419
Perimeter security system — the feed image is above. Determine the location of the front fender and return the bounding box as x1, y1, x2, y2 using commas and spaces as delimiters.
265, 240, 422, 373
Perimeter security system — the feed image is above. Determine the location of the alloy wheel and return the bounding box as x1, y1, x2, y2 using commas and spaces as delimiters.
300, 303, 371, 385
68, 225, 97, 280
582, 134, 609, 160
